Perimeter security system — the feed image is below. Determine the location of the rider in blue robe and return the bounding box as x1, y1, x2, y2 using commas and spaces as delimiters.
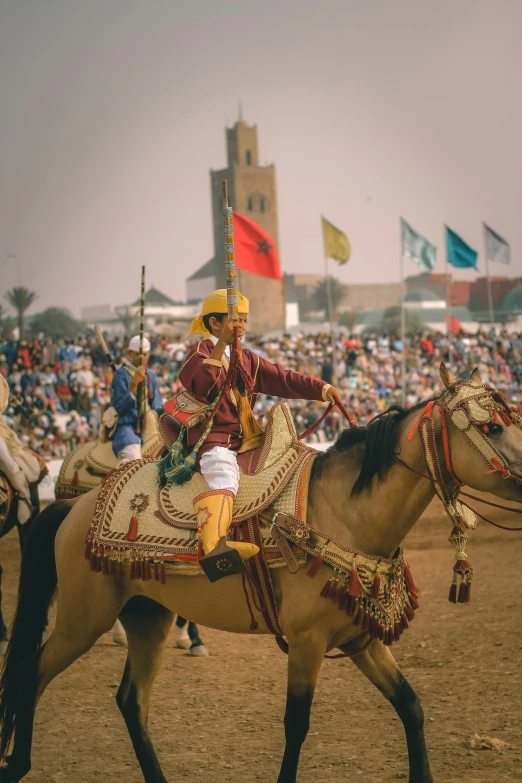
110, 335, 163, 461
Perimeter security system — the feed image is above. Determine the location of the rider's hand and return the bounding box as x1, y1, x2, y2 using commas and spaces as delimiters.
325, 386, 342, 405
129, 366, 147, 393
217, 317, 243, 346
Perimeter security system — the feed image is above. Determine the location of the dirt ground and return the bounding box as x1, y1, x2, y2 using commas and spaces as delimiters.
1, 499, 522, 783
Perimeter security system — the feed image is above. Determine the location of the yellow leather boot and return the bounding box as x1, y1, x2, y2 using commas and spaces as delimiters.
193, 490, 259, 582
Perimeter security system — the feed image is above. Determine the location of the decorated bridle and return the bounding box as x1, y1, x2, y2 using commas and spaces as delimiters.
397, 363, 522, 605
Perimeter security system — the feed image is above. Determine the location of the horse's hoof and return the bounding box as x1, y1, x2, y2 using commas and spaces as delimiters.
112, 620, 127, 647
190, 644, 209, 657
173, 627, 191, 650
0, 756, 30, 782
0, 640, 7, 656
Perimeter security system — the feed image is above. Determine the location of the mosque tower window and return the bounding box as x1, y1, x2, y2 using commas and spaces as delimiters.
246, 150, 252, 165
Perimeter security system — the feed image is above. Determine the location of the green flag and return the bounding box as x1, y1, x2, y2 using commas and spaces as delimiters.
401, 218, 437, 271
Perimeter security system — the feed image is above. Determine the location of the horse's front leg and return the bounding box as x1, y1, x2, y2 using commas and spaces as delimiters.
348, 639, 433, 783
277, 634, 326, 783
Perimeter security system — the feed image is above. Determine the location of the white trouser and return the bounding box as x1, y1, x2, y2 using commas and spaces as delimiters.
117, 443, 142, 464
199, 446, 239, 495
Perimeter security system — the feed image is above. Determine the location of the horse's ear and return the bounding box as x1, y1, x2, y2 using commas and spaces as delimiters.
439, 363, 457, 388
469, 367, 483, 387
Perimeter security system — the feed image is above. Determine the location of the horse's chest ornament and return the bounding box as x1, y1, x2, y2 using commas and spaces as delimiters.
406, 364, 522, 605
272, 513, 420, 648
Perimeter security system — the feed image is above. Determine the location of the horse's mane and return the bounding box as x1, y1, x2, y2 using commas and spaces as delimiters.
311, 397, 435, 496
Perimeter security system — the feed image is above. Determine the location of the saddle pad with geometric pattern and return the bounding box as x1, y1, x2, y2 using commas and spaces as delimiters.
55, 441, 103, 499
56, 410, 164, 499
86, 403, 317, 575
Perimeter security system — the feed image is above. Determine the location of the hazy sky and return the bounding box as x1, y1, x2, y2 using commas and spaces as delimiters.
1, 0, 521, 317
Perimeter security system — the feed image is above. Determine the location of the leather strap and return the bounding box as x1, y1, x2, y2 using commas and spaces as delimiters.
297, 400, 358, 441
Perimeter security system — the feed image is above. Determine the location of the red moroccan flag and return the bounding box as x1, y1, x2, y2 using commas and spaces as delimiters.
446, 315, 460, 335
233, 212, 283, 280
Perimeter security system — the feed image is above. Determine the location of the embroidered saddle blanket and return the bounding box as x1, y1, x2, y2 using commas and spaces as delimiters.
56, 410, 165, 499
86, 402, 316, 574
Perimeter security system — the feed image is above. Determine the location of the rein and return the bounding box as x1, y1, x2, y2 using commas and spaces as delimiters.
298, 399, 358, 441
393, 375, 522, 604
395, 457, 522, 531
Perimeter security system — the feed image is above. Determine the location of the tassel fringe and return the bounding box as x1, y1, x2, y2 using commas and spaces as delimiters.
313, 558, 420, 647
307, 552, 324, 579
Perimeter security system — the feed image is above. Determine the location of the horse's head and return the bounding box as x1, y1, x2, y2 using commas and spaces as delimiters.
440, 364, 522, 503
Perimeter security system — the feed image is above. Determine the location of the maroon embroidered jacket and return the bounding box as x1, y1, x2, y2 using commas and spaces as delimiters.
179, 339, 329, 455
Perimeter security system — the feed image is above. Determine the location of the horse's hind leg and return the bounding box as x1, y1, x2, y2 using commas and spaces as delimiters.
349, 639, 433, 783
187, 621, 208, 657
117, 596, 174, 783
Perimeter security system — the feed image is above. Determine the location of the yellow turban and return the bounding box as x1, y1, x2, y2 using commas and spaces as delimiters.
187, 289, 249, 338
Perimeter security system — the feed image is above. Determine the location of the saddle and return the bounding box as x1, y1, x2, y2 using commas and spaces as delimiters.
85, 402, 317, 576
55, 410, 165, 499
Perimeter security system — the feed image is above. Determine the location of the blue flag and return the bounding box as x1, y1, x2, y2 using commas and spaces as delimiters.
446, 226, 478, 269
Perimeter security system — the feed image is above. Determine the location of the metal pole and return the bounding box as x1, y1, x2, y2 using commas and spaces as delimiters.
483, 222, 499, 379
135, 265, 146, 435
445, 253, 452, 366
484, 222, 495, 328
324, 251, 337, 382
138, 265, 145, 361
400, 250, 406, 406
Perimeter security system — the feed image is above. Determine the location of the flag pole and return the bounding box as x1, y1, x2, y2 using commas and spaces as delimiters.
400, 239, 406, 407
322, 220, 335, 332
321, 216, 335, 370
483, 221, 495, 328
445, 231, 452, 366
483, 221, 499, 379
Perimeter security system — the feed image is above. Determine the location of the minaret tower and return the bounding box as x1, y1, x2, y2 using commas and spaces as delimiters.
209, 115, 284, 332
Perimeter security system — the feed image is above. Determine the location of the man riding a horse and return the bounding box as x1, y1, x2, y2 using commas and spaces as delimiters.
166, 287, 342, 577
0, 377, 44, 527
109, 334, 164, 463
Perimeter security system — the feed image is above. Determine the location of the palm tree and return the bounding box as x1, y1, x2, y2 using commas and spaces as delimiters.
313, 276, 346, 321
5, 287, 38, 339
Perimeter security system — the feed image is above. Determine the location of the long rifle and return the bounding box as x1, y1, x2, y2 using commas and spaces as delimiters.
222, 180, 264, 453
94, 325, 117, 373
135, 265, 146, 435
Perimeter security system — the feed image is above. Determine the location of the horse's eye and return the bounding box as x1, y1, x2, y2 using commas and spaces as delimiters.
488, 423, 503, 436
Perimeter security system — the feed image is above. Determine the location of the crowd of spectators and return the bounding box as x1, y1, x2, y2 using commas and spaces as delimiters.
1, 327, 521, 460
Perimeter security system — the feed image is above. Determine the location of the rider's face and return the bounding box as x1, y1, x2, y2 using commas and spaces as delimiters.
127, 350, 150, 368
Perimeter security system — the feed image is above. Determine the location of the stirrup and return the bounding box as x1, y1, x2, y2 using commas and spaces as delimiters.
198, 536, 248, 583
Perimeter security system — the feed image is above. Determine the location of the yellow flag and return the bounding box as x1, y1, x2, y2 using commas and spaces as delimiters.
322, 216, 351, 264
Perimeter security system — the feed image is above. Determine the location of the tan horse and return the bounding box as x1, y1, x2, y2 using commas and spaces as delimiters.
1, 367, 522, 783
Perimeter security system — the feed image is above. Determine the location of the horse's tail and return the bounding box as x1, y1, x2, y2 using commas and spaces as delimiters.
0, 500, 73, 759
